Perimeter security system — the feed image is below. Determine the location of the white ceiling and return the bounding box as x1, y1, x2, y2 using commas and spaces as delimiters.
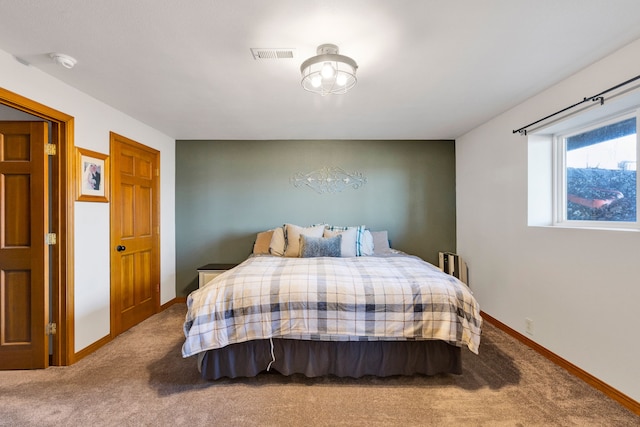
1, 0, 640, 140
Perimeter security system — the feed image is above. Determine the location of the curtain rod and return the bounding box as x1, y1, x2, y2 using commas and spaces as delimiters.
512, 73, 640, 135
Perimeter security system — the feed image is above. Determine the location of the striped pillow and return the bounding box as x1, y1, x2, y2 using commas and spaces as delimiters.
325, 225, 367, 256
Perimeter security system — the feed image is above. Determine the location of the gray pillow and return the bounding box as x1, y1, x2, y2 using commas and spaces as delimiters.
371, 230, 391, 254
299, 235, 342, 258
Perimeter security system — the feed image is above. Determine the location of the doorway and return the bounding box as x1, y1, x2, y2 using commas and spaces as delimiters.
0, 87, 74, 366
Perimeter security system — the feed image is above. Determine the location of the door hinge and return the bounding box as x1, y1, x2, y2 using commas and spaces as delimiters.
45, 233, 57, 245
156, 168, 160, 177
46, 323, 57, 335
45, 144, 57, 155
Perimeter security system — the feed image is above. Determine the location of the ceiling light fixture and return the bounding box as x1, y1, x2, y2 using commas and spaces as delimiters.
49, 53, 77, 69
300, 44, 357, 96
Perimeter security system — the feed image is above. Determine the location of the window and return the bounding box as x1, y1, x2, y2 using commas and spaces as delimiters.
555, 112, 638, 227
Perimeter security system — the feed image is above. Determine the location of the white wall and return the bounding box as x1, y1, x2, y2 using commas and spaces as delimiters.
0, 49, 176, 353
456, 38, 640, 402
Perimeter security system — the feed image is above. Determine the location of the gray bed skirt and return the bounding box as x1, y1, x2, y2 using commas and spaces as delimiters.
198, 339, 462, 380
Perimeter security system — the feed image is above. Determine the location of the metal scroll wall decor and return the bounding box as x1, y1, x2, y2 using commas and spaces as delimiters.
290, 166, 367, 194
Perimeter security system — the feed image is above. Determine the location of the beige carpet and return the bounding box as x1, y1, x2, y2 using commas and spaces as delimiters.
0, 304, 637, 426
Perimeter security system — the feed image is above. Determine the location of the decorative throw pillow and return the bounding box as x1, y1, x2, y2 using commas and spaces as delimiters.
283, 223, 326, 257
253, 230, 274, 255
323, 227, 357, 257
299, 235, 342, 258
269, 227, 286, 256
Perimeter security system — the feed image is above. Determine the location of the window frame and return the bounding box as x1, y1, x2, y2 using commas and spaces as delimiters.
552, 109, 639, 229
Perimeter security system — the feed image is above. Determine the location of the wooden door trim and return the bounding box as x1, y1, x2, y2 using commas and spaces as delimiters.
0, 86, 75, 365
109, 131, 161, 337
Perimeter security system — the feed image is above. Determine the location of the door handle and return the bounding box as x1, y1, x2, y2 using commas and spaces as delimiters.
116, 245, 126, 252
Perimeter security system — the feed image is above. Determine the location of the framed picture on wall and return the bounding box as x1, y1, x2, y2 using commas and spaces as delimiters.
76, 147, 109, 202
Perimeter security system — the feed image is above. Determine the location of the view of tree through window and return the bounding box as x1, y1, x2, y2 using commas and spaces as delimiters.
565, 117, 637, 222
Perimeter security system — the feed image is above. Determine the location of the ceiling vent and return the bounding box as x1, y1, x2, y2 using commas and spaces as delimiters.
251, 48, 295, 60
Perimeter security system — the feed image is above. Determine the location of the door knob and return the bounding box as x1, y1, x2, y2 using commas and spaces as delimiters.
116, 245, 126, 252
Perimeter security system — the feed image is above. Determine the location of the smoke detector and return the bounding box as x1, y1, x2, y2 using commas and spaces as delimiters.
49, 53, 77, 69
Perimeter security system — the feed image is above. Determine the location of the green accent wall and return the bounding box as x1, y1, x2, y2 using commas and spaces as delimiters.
175, 140, 456, 296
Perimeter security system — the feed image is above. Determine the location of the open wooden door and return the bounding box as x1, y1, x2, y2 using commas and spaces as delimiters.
0, 121, 48, 369
110, 132, 160, 336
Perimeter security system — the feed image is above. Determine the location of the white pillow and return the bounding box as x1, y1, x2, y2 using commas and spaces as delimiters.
324, 227, 357, 257
284, 223, 326, 257
361, 230, 374, 256
269, 227, 286, 256
325, 225, 368, 256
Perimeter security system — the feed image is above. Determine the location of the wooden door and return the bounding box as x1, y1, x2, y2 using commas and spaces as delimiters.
0, 121, 48, 369
110, 132, 160, 335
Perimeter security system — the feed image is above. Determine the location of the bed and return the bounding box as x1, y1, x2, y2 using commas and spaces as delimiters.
182, 224, 482, 380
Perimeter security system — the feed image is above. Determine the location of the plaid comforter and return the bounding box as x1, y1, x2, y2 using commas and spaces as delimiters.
182, 254, 482, 358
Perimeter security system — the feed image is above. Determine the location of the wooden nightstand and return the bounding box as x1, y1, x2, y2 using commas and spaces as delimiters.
197, 263, 239, 288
